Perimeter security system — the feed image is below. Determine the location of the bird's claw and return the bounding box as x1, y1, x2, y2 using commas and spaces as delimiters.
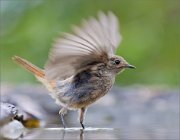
80, 122, 85, 129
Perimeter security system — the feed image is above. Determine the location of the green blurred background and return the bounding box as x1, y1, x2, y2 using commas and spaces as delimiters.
1, 0, 180, 87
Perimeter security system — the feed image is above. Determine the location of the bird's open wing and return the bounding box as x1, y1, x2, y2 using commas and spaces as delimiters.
45, 11, 122, 80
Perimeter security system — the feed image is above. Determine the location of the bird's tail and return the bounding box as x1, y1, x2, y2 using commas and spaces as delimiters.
12, 55, 56, 94
12, 56, 45, 78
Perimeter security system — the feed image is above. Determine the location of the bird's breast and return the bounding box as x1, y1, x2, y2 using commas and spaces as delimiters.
68, 74, 115, 108
53, 71, 115, 109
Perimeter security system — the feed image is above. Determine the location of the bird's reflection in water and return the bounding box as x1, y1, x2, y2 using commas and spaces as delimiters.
60, 129, 84, 140
62, 129, 84, 140
80, 129, 84, 140
60, 129, 66, 140
58, 128, 114, 140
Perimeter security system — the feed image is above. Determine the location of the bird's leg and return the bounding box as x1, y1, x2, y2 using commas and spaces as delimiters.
78, 107, 86, 129
59, 107, 68, 128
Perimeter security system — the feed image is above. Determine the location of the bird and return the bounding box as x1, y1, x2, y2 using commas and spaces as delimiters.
12, 11, 135, 129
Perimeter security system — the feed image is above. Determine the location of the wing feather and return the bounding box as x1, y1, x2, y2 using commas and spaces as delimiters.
45, 11, 121, 80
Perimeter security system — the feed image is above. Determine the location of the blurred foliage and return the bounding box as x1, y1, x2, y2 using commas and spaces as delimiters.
1, 0, 180, 87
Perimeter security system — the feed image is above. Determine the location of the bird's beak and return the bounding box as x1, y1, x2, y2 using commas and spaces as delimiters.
124, 63, 136, 69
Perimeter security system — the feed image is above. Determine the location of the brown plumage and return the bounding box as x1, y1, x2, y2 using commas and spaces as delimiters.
12, 11, 135, 129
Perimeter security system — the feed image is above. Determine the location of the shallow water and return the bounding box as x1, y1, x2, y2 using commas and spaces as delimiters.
1, 85, 179, 140
9, 127, 177, 140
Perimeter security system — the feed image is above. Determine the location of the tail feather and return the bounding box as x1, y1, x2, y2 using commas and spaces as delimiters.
12, 56, 45, 78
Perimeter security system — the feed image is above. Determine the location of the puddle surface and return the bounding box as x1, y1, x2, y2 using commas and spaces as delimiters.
14, 127, 178, 140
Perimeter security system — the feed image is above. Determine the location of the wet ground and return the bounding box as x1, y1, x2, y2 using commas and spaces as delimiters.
1, 85, 179, 139
2, 127, 179, 140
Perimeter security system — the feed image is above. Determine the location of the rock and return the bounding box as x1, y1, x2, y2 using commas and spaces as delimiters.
0, 120, 25, 139
0, 102, 18, 126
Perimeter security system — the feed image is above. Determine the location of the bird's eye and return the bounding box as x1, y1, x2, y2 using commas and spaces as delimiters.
114, 59, 120, 65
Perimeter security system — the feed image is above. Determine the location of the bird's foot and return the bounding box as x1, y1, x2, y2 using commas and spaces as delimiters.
80, 122, 85, 129
60, 113, 66, 128
59, 108, 67, 128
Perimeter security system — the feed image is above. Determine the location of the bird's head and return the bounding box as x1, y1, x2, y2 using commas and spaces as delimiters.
107, 55, 135, 74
